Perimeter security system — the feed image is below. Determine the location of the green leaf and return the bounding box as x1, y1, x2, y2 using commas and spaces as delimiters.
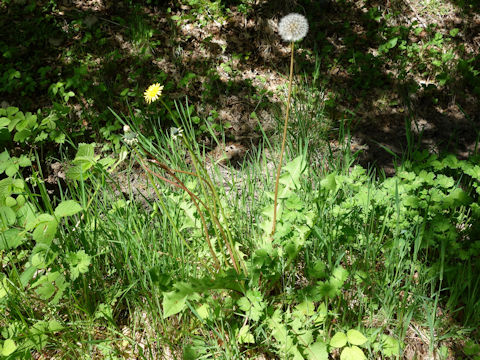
330, 332, 347, 348
465, 341, 480, 356
386, 37, 398, 49
313, 302, 327, 324
66, 250, 91, 280
7, 107, 19, 117
0, 278, 7, 299
380, 335, 402, 357
18, 155, 31, 167
308, 260, 327, 279
237, 290, 265, 322
2, 339, 17, 356
340, 346, 366, 360
53, 132, 66, 144
279, 155, 306, 189
320, 173, 337, 191
163, 291, 188, 318
48, 320, 64, 332
75, 143, 95, 160
20, 266, 36, 287
449, 28, 459, 37
346, 329, 367, 346
14, 129, 31, 142
32, 271, 67, 304
0, 206, 16, 227
305, 341, 328, 360
316, 281, 338, 298
0, 117, 10, 128
195, 303, 209, 320
0, 229, 25, 250
32, 218, 58, 244
66, 165, 89, 181
5, 163, 19, 177
268, 310, 302, 358
237, 325, 255, 344
295, 300, 316, 317
435, 174, 454, 188
54, 200, 83, 218
330, 266, 349, 288
432, 217, 451, 233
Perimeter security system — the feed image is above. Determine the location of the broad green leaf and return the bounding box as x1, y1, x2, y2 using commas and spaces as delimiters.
32, 218, 58, 244
14, 129, 31, 142
195, 303, 210, 320
446, 188, 471, 205
385, 37, 398, 49
295, 300, 316, 317
47, 320, 64, 332
449, 28, 459, 37
268, 310, 303, 359
330, 332, 347, 348
163, 291, 187, 318
237, 290, 265, 322
308, 260, 327, 279
0, 206, 16, 227
18, 155, 31, 167
320, 173, 337, 191
381, 335, 402, 357
347, 329, 367, 346
330, 266, 349, 289
7, 107, 19, 117
53, 132, 66, 144
0, 117, 10, 127
75, 143, 95, 159
5, 196, 16, 207
66, 250, 91, 280
435, 174, 454, 188
66, 165, 88, 181
54, 200, 83, 218
2, 339, 17, 356
464, 341, 480, 356
237, 325, 255, 344
20, 266, 36, 287
314, 302, 327, 324
279, 155, 306, 189
26, 213, 54, 231
297, 330, 314, 347
12, 178, 24, 191
432, 217, 451, 233
316, 281, 338, 298
305, 341, 328, 360
0, 277, 7, 299
340, 346, 366, 360
0, 229, 25, 250
5, 163, 19, 177
31, 272, 67, 305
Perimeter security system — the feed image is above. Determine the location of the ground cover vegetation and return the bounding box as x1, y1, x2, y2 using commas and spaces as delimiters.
0, 0, 479, 358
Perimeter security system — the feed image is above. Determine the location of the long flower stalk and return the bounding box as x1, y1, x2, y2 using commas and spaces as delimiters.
271, 41, 295, 238
271, 13, 308, 238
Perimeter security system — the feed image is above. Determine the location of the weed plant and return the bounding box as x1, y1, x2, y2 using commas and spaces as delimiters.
1, 3, 480, 358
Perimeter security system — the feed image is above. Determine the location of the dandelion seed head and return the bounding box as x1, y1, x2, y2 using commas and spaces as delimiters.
124, 131, 138, 145
278, 13, 308, 42
144, 83, 163, 104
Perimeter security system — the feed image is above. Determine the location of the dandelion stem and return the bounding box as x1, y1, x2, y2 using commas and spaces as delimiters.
271, 41, 295, 238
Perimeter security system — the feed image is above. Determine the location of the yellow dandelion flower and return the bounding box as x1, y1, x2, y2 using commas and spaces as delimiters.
144, 83, 163, 104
